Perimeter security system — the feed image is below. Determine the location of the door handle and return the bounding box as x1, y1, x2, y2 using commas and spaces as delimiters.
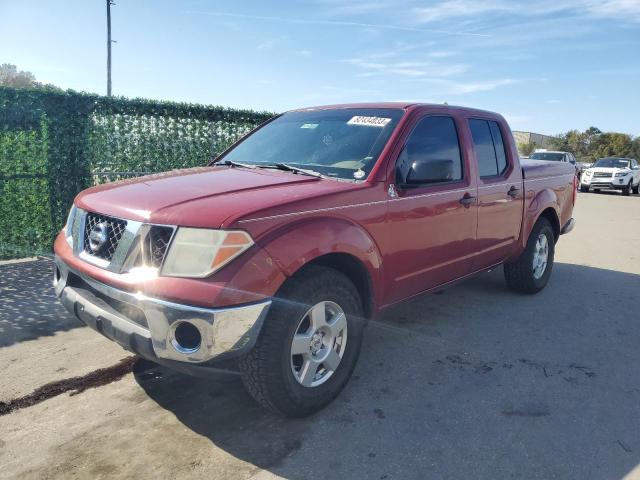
459, 193, 476, 206
507, 186, 520, 198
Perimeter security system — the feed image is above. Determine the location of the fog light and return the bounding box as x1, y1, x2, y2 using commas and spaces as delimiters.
171, 322, 202, 354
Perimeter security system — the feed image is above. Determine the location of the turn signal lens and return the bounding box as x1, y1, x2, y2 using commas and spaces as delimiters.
161, 228, 254, 278
64, 205, 77, 247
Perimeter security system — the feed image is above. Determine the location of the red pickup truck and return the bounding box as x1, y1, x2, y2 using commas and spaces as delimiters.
53, 103, 576, 416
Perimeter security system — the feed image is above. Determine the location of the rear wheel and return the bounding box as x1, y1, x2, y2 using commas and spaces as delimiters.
239, 265, 365, 417
504, 217, 555, 294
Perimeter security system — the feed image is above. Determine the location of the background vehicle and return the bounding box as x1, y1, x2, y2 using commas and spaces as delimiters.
530, 150, 580, 174
580, 157, 640, 195
53, 103, 576, 416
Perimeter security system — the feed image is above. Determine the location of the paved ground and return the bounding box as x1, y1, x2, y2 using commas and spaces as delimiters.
1, 191, 639, 480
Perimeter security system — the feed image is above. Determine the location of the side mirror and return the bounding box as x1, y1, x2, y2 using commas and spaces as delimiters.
397, 149, 454, 186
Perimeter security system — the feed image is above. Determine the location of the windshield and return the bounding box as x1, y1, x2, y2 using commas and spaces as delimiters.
219, 108, 404, 180
593, 158, 630, 169
530, 152, 564, 161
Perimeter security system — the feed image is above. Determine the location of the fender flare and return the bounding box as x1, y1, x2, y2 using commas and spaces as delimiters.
520, 187, 561, 250
258, 216, 384, 312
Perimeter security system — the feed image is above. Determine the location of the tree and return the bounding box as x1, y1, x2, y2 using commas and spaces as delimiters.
552, 126, 637, 163
0, 64, 38, 88
518, 141, 537, 156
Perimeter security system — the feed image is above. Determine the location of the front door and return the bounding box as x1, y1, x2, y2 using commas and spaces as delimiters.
384, 114, 478, 305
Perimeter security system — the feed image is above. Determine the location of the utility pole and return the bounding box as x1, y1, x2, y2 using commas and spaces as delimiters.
106, 0, 114, 96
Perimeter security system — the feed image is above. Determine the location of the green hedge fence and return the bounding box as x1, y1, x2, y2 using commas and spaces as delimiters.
0, 86, 274, 260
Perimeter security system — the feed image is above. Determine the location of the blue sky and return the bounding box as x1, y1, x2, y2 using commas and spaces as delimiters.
1, 0, 639, 135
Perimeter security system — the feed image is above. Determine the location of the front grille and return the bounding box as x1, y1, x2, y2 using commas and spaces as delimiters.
83, 213, 127, 261
141, 226, 174, 268
592, 172, 612, 178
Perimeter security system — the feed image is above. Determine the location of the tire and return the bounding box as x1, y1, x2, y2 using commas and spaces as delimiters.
239, 265, 365, 417
633, 182, 639, 195
504, 218, 555, 294
580, 185, 589, 193
623, 180, 632, 196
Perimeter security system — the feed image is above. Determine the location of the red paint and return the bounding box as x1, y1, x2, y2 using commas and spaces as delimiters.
55, 103, 575, 314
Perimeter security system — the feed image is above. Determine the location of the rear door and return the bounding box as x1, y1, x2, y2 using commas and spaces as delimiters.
384, 114, 478, 304
467, 118, 524, 269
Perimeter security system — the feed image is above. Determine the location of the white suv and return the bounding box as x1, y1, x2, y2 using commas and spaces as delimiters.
580, 157, 640, 195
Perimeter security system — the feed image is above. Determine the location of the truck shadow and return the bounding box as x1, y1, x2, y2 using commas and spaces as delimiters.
0, 258, 82, 348
135, 262, 640, 479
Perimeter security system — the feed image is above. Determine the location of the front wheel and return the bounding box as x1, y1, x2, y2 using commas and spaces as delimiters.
504, 218, 555, 294
580, 185, 589, 193
239, 265, 365, 417
623, 180, 632, 196
633, 182, 640, 195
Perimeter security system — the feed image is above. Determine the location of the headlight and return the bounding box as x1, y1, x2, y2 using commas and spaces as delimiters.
161, 228, 254, 278
64, 205, 77, 247
615, 172, 630, 177
584, 170, 592, 176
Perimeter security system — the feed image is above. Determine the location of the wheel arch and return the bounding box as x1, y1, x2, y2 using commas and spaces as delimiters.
258, 216, 383, 318
300, 252, 375, 320
538, 207, 560, 242
516, 188, 561, 255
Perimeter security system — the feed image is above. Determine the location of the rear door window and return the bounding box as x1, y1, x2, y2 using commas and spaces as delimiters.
469, 119, 509, 178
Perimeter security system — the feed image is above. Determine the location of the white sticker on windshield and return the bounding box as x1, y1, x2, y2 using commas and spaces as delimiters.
353, 169, 366, 179
347, 116, 391, 127
300, 123, 319, 129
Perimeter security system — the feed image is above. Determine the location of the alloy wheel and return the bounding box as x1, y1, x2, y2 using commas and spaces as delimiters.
290, 301, 348, 388
532, 233, 549, 280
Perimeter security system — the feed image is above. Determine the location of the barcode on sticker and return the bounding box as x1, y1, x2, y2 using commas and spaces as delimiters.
347, 116, 391, 127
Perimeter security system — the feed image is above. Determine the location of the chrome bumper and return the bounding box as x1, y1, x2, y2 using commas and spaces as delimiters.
560, 218, 575, 235
53, 257, 270, 364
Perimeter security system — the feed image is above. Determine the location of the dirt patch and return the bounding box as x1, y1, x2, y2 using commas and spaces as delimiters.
0, 356, 136, 416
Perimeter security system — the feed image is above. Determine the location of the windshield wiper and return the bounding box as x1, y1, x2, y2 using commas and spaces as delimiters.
259, 163, 324, 178
220, 159, 256, 169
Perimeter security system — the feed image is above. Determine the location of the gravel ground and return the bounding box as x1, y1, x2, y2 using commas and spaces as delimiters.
1, 191, 639, 480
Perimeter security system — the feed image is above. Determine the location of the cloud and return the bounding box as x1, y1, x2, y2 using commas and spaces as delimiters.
343, 57, 468, 78
412, 0, 640, 23
313, 0, 399, 16
443, 78, 517, 94
413, 0, 514, 23
257, 39, 279, 51
291, 49, 312, 57
588, 0, 640, 22
185, 10, 491, 37
412, 77, 518, 94
428, 51, 456, 58
502, 113, 531, 127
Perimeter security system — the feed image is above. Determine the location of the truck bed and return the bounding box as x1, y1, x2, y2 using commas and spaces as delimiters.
521, 159, 575, 179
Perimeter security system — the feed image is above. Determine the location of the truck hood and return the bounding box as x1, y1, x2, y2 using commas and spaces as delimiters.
75, 166, 355, 228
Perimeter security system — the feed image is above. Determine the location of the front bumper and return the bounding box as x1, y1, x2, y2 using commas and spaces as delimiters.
581, 177, 630, 189
560, 218, 575, 235
54, 256, 271, 367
